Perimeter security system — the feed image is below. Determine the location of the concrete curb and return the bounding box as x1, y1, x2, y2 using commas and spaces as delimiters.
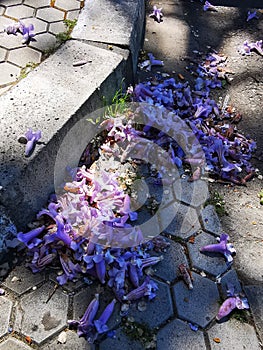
0, 0, 145, 231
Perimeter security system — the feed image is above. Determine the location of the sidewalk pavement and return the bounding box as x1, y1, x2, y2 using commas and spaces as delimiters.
0, 0, 262, 349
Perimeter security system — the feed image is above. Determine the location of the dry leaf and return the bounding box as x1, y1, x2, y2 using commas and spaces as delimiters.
213, 337, 221, 343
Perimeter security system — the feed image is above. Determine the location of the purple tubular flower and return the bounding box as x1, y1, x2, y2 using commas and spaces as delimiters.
149, 5, 163, 23
217, 295, 249, 320
24, 129, 42, 156
148, 53, 164, 67
94, 299, 116, 334
4, 21, 23, 35
247, 10, 258, 22
93, 253, 106, 284
123, 276, 158, 301
139, 255, 163, 270
68, 294, 100, 336
128, 261, 139, 287
22, 23, 35, 44
44, 214, 72, 246
200, 233, 236, 264
203, 1, 217, 11
17, 226, 45, 249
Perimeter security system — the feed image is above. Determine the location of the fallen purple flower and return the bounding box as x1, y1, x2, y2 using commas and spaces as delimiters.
217, 295, 249, 320
68, 294, 100, 337
203, 1, 217, 11
4, 21, 23, 35
200, 233, 236, 264
247, 10, 258, 22
24, 128, 42, 156
123, 276, 158, 301
94, 299, 116, 334
149, 5, 163, 23
22, 23, 35, 44
17, 226, 45, 249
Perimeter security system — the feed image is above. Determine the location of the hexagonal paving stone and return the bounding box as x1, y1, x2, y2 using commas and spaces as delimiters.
24, 0, 51, 7
207, 318, 261, 350
187, 232, 229, 277
29, 32, 57, 51
36, 7, 65, 22
55, 0, 80, 11
73, 284, 121, 331
8, 46, 41, 67
0, 296, 12, 337
173, 176, 209, 208
0, 338, 32, 350
128, 279, 173, 328
152, 239, 189, 283
48, 270, 85, 292
66, 9, 80, 20
0, 62, 20, 85
5, 4, 35, 19
159, 202, 201, 239
0, 16, 16, 31
220, 269, 242, 298
0, 47, 7, 62
157, 318, 206, 350
0, 32, 23, 50
49, 20, 67, 35
100, 327, 144, 350
43, 330, 93, 350
172, 272, 220, 328
3, 264, 45, 296
22, 17, 48, 34
1, 0, 22, 5
14, 283, 69, 345
200, 205, 222, 236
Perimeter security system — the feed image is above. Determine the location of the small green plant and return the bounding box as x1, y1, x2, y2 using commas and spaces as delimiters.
19, 62, 39, 79
103, 78, 130, 118
205, 191, 226, 216
122, 318, 155, 347
56, 19, 77, 43
258, 189, 263, 205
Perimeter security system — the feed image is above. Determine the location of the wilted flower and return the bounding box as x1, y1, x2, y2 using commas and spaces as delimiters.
94, 299, 116, 334
4, 21, 23, 35
200, 233, 236, 264
203, 1, 217, 11
17, 226, 45, 249
24, 128, 42, 156
247, 10, 258, 22
22, 23, 36, 44
217, 285, 249, 320
123, 276, 158, 301
68, 294, 100, 337
149, 5, 163, 23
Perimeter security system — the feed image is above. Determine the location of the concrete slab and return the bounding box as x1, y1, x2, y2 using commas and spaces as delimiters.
172, 272, 220, 328
0, 296, 12, 337
14, 282, 69, 345
72, 0, 145, 74
157, 318, 206, 350
244, 285, 263, 343
0, 40, 131, 228
207, 318, 261, 350
0, 206, 17, 264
